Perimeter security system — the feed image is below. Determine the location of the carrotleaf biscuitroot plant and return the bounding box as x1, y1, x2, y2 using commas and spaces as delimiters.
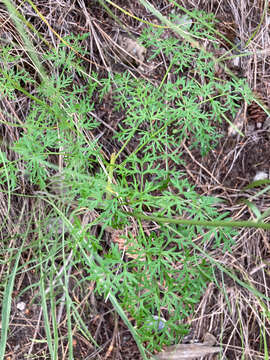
0, 5, 258, 357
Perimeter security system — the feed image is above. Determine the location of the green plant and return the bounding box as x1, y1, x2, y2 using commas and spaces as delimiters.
0, 2, 268, 358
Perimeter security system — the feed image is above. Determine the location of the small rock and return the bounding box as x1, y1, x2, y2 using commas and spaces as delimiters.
17, 301, 26, 311
253, 171, 268, 182
232, 56, 240, 67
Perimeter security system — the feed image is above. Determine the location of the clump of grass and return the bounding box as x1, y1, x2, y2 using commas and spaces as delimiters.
0, 1, 268, 358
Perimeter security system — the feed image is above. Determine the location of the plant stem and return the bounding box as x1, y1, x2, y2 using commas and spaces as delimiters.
123, 211, 270, 230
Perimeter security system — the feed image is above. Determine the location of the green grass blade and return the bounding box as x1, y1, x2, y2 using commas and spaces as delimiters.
109, 293, 148, 360
241, 199, 262, 220
50, 285, 59, 359
2, 0, 48, 82
263, 311, 269, 360
63, 259, 74, 360
39, 269, 54, 358
0, 239, 25, 359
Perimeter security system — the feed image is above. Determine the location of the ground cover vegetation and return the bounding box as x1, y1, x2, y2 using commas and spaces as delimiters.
0, 0, 270, 359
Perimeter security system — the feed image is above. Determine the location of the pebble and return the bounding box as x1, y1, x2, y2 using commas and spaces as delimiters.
253, 171, 268, 182
16, 301, 26, 312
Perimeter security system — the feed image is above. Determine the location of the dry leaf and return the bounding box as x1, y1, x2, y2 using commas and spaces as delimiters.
117, 35, 146, 65
111, 228, 144, 260
155, 333, 221, 360
155, 343, 221, 360
227, 105, 246, 136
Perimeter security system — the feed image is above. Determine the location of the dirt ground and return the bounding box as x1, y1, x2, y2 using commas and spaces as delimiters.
1, 0, 270, 359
